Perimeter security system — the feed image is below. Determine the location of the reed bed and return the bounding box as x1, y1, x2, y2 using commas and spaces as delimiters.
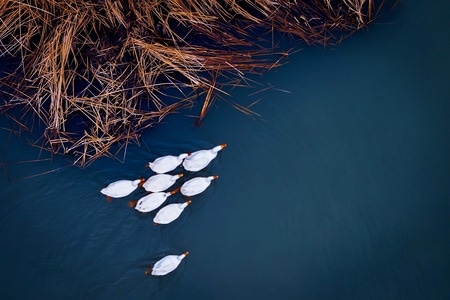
0, 0, 386, 167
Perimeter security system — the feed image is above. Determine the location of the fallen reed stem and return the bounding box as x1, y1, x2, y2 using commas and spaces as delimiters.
0, 0, 388, 167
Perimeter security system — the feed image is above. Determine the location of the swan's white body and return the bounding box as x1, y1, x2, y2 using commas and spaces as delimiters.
154, 200, 191, 225
180, 176, 218, 196
142, 174, 183, 192
147, 153, 189, 174
146, 252, 189, 276
101, 179, 144, 198
182, 144, 226, 172
135, 190, 177, 213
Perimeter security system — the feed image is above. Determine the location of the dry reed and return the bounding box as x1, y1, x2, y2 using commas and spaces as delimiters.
0, 0, 387, 167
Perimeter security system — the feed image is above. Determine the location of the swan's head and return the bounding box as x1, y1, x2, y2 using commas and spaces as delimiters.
181, 251, 189, 259
212, 144, 226, 153
181, 200, 192, 209
133, 178, 145, 187
179, 153, 189, 159
173, 174, 183, 180
137, 178, 146, 187
169, 187, 180, 195
208, 175, 219, 181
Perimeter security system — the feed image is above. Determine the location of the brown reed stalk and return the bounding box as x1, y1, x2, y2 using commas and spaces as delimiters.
0, 0, 388, 167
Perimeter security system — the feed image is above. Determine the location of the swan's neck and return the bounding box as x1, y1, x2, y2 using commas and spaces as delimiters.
178, 153, 188, 159
212, 145, 222, 153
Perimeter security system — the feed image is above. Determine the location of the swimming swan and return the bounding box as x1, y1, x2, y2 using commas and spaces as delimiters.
154, 200, 192, 225
142, 174, 183, 192
180, 176, 218, 197
145, 252, 189, 276
100, 178, 145, 201
182, 144, 226, 172
131, 188, 178, 213
146, 153, 190, 174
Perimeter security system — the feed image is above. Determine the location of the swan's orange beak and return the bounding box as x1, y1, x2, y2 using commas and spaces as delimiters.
170, 187, 180, 195
128, 200, 137, 208
177, 174, 184, 178
220, 144, 227, 149
183, 251, 190, 256
144, 163, 150, 168
145, 267, 152, 276
187, 152, 192, 156
186, 200, 192, 205
213, 175, 219, 180
138, 178, 146, 187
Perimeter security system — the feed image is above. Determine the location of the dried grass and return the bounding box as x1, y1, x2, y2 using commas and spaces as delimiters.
0, 0, 386, 167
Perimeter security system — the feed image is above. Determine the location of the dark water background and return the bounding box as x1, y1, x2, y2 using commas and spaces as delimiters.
1, 1, 449, 299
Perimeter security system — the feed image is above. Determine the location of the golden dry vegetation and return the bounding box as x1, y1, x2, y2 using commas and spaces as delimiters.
0, 0, 385, 166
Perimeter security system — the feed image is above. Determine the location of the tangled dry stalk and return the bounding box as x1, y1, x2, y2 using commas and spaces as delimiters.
0, 0, 386, 167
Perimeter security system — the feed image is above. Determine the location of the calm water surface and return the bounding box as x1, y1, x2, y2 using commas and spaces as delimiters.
1, 1, 449, 299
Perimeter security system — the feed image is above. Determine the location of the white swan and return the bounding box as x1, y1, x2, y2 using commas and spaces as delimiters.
145, 252, 189, 276
182, 144, 227, 172
154, 200, 192, 225
132, 188, 178, 213
100, 178, 145, 201
146, 153, 190, 174
142, 174, 183, 192
180, 176, 218, 196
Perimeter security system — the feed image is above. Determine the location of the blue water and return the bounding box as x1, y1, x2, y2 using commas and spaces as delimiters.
1, 1, 449, 299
